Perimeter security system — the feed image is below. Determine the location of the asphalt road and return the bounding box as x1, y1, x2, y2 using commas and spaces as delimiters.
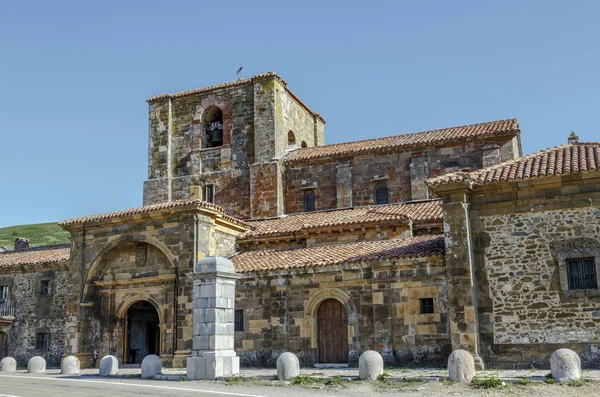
0, 374, 326, 397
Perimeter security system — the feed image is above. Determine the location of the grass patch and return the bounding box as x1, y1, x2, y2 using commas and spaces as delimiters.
0, 222, 70, 249
473, 376, 503, 389
227, 376, 244, 384
567, 379, 586, 387
327, 376, 344, 386
291, 375, 325, 385
402, 377, 425, 384
545, 378, 556, 384
377, 372, 391, 382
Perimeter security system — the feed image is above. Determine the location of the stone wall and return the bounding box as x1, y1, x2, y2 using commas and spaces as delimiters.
234, 256, 450, 367
143, 81, 256, 217
0, 265, 68, 367
61, 203, 246, 368
284, 137, 519, 214
434, 167, 600, 369
475, 205, 600, 368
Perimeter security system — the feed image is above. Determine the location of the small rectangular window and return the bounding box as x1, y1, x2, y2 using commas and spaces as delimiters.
420, 298, 434, 314
40, 280, 51, 296
304, 191, 316, 212
36, 333, 49, 350
204, 184, 214, 203
566, 257, 597, 290
234, 310, 244, 332
0, 285, 7, 301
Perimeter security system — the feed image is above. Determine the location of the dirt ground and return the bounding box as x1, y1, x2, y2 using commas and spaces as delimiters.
237, 378, 600, 396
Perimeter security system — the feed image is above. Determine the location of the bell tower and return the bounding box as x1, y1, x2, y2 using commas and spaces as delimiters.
142, 72, 324, 219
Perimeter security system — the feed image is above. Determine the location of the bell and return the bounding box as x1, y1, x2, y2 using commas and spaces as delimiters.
211, 128, 223, 145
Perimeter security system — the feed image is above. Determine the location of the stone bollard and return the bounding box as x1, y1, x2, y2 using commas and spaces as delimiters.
141, 354, 162, 379
28, 356, 46, 374
61, 355, 80, 375
550, 348, 581, 383
0, 357, 17, 372
276, 352, 300, 380
448, 349, 475, 383
358, 350, 384, 380
99, 355, 119, 376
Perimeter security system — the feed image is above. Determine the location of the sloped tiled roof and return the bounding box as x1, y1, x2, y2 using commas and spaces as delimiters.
284, 119, 520, 164
0, 245, 70, 268
231, 235, 444, 273
60, 200, 250, 229
147, 72, 324, 122
427, 142, 600, 188
238, 200, 442, 240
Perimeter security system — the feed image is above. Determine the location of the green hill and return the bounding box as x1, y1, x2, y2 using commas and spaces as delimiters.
0, 222, 70, 250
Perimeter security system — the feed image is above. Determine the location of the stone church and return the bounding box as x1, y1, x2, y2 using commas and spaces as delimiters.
0, 72, 598, 370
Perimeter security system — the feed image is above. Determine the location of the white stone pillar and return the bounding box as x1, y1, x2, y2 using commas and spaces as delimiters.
187, 257, 240, 380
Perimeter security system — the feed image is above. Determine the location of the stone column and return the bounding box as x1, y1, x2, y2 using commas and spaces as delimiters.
410, 154, 430, 200
442, 196, 484, 369
336, 163, 352, 208
187, 257, 240, 380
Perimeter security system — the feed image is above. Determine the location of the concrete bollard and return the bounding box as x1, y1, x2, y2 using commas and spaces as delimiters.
0, 357, 17, 372
61, 355, 80, 375
141, 354, 162, 379
358, 350, 384, 380
448, 349, 475, 383
28, 356, 46, 374
276, 352, 300, 380
550, 348, 581, 383
99, 355, 119, 376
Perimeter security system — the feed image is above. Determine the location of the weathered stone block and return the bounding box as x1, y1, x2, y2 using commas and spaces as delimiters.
0, 357, 17, 372
141, 354, 162, 379
99, 355, 118, 376
448, 349, 475, 383
551, 349, 581, 383
61, 355, 80, 375
358, 350, 383, 380
276, 352, 299, 380
28, 356, 46, 374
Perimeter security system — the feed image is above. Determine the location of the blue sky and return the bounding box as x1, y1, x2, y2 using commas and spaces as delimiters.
1, 0, 598, 227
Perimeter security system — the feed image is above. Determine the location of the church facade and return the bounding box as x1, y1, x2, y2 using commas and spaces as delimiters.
0, 73, 598, 369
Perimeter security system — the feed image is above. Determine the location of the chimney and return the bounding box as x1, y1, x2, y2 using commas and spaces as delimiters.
568, 131, 579, 144
14, 237, 30, 251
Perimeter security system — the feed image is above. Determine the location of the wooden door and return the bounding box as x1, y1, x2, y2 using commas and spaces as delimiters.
317, 299, 348, 363
0, 331, 7, 360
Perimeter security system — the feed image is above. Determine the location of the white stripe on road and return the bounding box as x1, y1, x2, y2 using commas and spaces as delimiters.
0, 394, 22, 397
0, 375, 268, 397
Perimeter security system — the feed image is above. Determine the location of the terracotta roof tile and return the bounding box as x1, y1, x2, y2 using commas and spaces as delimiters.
59, 200, 250, 229
231, 235, 444, 273
284, 119, 520, 164
239, 200, 442, 240
427, 142, 600, 188
147, 72, 324, 122
0, 245, 70, 268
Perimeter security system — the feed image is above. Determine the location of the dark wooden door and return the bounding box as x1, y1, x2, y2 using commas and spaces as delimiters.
317, 299, 348, 363
0, 331, 7, 360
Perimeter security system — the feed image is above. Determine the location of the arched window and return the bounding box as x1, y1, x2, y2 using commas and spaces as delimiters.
301, 141, 308, 148
375, 184, 389, 205
288, 131, 296, 146
202, 106, 223, 148
304, 190, 316, 212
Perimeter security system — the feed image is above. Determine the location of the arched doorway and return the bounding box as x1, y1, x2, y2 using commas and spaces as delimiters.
124, 301, 160, 364
0, 331, 7, 360
317, 299, 348, 363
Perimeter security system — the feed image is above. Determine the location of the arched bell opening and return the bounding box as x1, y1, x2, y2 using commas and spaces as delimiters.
203, 106, 224, 148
